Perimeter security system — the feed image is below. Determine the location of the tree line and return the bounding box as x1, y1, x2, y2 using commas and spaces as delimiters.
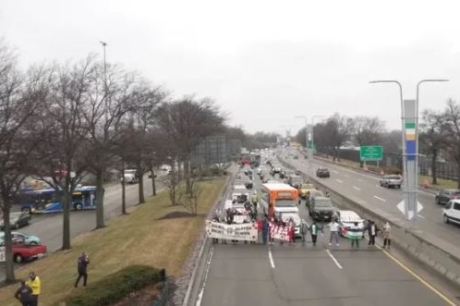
0, 40, 276, 282
295, 103, 460, 188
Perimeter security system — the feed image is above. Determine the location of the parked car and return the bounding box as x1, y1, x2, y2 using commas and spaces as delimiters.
309, 196, 335, 221
337, 210, 365, 238
379, 175, 402, 189
0, 238, 47, 263
435, 189, 460, 205
443, 200, 460, 225
316, 168, 330, 178
0, 231, 41, 245
0, 211, 31, 230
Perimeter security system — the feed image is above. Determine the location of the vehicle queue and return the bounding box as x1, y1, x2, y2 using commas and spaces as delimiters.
206, 149, 392, 250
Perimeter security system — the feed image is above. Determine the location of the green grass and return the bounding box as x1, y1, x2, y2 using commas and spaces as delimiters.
0, 177, 227, 306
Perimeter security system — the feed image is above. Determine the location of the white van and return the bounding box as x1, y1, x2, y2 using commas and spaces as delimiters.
121, 169, 138, 184
443, 200, 460, 225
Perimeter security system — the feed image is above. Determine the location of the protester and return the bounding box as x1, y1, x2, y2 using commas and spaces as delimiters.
300, 220, 308, 244
262, 218, 269, 244
309, 220, 320, 246
25, 272, 40, 306
75, 252, 90, 288
383, 221, 391, 249
328, 218, 340, 247
367, 220, 378, 246
288, 219, 295, 244
14, 280, 33, 306
349, 222, 361, 249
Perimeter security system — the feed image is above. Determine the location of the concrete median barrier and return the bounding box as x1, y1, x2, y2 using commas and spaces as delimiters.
279, 156, 460, 288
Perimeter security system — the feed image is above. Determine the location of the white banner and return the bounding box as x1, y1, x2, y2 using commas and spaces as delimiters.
206, 220, 258, 242
0, 247, 4, 262
269, 223, 290, 242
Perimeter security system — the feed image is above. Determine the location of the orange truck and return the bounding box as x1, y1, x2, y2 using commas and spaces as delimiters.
261, 183, 299, 218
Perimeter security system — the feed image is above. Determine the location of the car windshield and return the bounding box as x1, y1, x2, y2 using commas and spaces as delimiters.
276, 200, 297, 207
387, 176, 401, 179
315, 199, 332, 208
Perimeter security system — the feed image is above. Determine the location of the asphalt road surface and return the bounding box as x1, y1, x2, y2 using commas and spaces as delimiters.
0, 174, 164, 280
279, 148, 460, 257
197, 163, 458, 306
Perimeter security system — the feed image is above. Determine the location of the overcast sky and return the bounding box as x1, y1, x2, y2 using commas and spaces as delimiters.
1, 0, 460, 134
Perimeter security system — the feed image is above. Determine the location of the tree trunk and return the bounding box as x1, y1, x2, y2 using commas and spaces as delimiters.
138, 163, 145, 204
185, 159, 191, 194
121, 159, 127, 214
150, 168, 156, 196
457, 161, 460, 189
62, 190, 71, 250
95, 170, 105, 228
2, 204, 15, 282
431, 151, 438, 185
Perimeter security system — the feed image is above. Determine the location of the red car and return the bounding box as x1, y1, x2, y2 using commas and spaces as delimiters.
10, 242, 47, 263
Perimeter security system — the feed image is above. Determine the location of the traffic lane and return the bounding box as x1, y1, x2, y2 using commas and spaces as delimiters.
17, 177, 159, 252
200, 245, 283, 306
271, 245, 447, 306
287, 156, 460, 244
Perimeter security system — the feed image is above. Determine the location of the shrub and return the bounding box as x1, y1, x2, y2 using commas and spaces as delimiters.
61, 265, 164, 306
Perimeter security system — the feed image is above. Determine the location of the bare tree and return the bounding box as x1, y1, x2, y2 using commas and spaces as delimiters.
31, 59, 92, 250
443, 99, 460, 188
352, 116, 385, 167
83, 62, 135, 227
155, 97, 224, 198
0, 43, 48, 281
420, 110, 448, 185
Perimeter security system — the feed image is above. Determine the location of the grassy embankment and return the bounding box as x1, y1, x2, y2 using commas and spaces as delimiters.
0, 177, 226, 306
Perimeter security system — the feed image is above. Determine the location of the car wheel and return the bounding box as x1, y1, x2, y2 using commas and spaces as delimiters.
14, 254, 23, 263
443, 214, 450, 224
76, 203, 82, 210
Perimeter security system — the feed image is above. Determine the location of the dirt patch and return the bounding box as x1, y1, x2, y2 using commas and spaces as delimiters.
111, 283, 161, 306
158, 211, 195, 220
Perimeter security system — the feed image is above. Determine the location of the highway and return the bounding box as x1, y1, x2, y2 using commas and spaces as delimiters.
279, 148, 460, 257
197, 158, 458, 306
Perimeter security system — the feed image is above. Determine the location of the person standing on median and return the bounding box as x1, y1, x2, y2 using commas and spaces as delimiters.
14, 280, 33, 306
383, 221, 391, 249
349, 222, 361, 249
309, 220, 320, 246
328, 218, 340, 247
75, 252, 90, 288
25, 272, 40, 306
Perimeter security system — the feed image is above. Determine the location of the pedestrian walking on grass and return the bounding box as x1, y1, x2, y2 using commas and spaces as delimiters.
309, 220, 320, 246
328, 219, 340, 247
349, 222, 361, 249
25, 272, 40, 306
75, 252, 90, 287
14, 280, 33, 306
367, 220, 378, 246
383, 221, 391, 249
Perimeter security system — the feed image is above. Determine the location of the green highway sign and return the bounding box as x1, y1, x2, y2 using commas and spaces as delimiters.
360, 146, 383, 161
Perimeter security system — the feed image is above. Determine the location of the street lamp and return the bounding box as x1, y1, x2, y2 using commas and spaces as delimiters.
370, 78, 448, 221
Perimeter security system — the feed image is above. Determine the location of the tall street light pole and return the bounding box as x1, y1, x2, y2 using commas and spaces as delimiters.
370, 79, 448, 221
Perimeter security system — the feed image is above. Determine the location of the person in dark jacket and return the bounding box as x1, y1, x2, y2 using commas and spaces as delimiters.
15, 280, 33, 306
367, 220, 378, 246
75, 252, 90, 287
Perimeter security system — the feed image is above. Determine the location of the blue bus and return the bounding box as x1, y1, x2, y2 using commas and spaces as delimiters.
18, 186, 97, 214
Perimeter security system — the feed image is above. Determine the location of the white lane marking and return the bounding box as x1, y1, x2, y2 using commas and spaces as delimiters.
326, 249, 343, 270
352, 186, 361, 191
418, 214, 425, 219
196, 247, 214, 306
268, 247, 276, 269
332, 170, 339, 174
336, 179, 343, 184
374, 195, 387, 202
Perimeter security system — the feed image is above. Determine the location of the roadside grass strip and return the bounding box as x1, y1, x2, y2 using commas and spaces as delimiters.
0, 178, 227, 306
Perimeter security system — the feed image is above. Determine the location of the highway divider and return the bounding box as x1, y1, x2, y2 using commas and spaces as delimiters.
182, 166, 237, 306
279, 156, 460, 288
